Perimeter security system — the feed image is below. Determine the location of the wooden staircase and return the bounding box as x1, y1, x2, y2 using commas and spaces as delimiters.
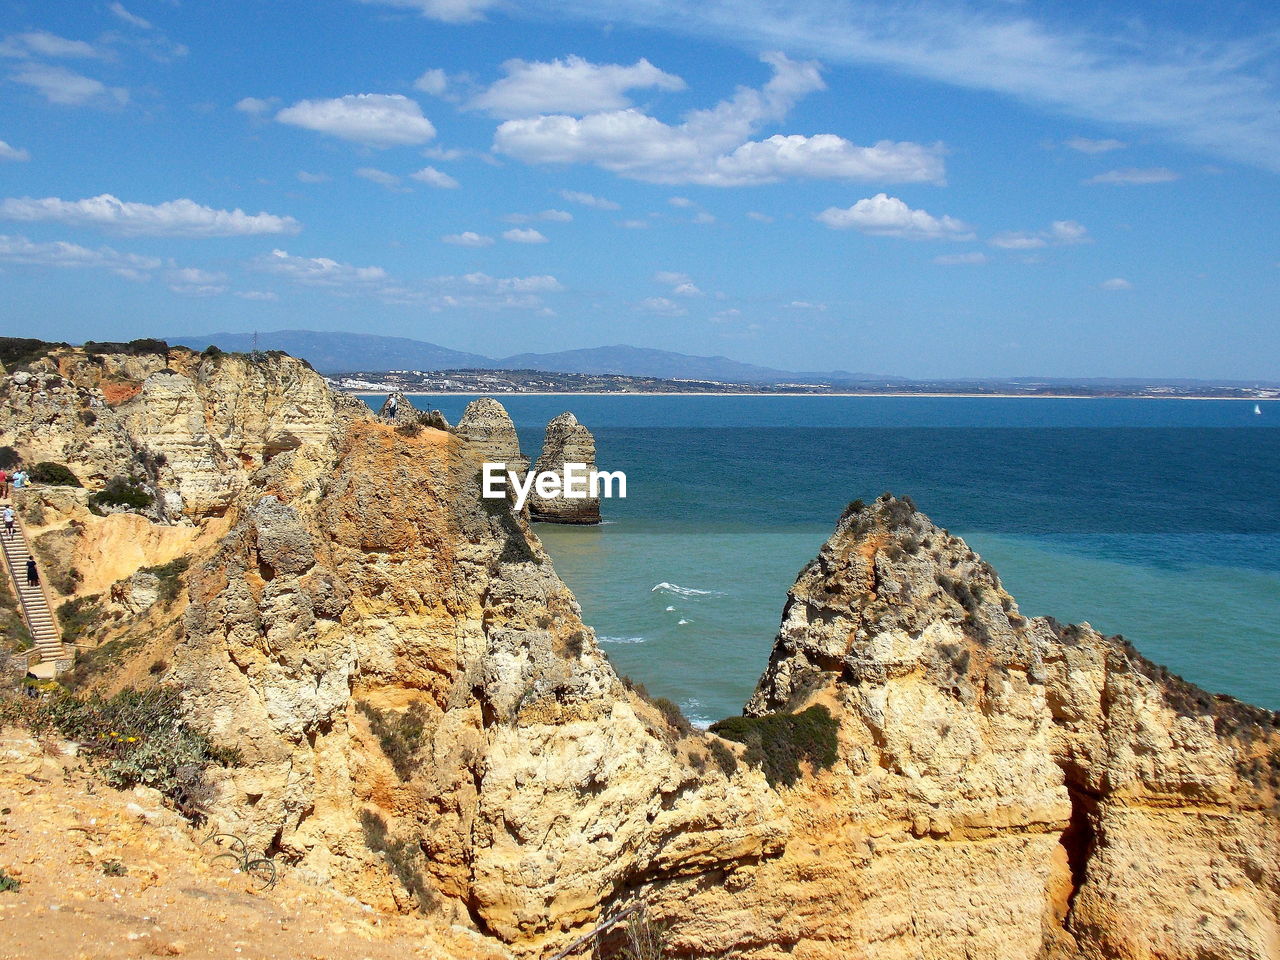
1, 509, 69, 678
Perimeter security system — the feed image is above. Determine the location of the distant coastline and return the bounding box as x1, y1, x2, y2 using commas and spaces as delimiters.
344, 389, 1277, 401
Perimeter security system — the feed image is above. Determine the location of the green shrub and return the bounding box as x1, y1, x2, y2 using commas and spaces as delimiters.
358, 701, 430, 780
89, 476, 153, 513
0, 686, 238, 817
0, 337, 61, 369
0, 869, 19, 893
81, 339, 168, 357
56, 596, 107, 645
359, 809, 438, 913
139, 557, 190, 606
709, 705, 839, 788
707, 739, 738, 777
652, 697, 692, 737
28, 461, 81, 487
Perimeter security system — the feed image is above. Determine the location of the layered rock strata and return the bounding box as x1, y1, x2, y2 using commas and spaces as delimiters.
455, 397, 528, 476
528, 411, 602, 524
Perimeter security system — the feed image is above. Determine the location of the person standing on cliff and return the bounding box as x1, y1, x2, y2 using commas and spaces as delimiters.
3, 505, 13, 539
0, 468, 8, 500
25, 557, 38, 587
386, 395, 398, 419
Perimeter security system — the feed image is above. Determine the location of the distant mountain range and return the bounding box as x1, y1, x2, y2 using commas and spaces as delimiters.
168, 330, 892, 384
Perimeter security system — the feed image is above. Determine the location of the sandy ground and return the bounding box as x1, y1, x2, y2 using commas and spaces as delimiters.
0, 728, 507, 960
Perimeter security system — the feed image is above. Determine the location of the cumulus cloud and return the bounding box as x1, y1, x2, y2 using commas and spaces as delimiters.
470, 55, 686, 118
746, 210, 774, 222
559, 189, 620, 210
459, 272, 563, 292
502, 227, 548, 243
816, 193, 973, 240
167, 266, 228, 297
442, 231, 494, 246
411, 165, 460, 188
934, 251, 987, 265
414, 68, 450, 96
638, 296, 686, 316
297, 170, 330, 183
354, 0, 498, 23
668, 196, 694, 208
655, 270, 703, 296
10, 64, 128, 107
1100, 277, 1133, 290
618, 219, 649, 229
0, 140, 29, 162
1085, 167, 1179, 185
276, 94, 435, 147
235, 96, 278, 115
355, 167, 407, 190
0, 233, 161, 279
990, 219, 1089, 249
1065, 136, 1126, 153
254, 249, 388, 286
0, 194, 300, 237
495, 53, 944, 186
235, 290, 279, 301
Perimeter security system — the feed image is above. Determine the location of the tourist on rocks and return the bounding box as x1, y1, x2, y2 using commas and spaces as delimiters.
11, 469, 26, 491
25, 557, 38, 588
3, 505, 13, 539
386, 395, 398, 418
0, 468, 8, 499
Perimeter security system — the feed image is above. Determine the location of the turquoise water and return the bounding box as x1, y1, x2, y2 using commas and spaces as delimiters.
399, 396, 1280, 723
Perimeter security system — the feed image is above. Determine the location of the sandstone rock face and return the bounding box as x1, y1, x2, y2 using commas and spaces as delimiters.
528, 412, 601, 524
0, 345, 371, 520
455, 398, 528, 476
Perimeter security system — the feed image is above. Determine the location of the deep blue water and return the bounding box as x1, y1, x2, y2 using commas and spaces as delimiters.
392, 395, 1280, 721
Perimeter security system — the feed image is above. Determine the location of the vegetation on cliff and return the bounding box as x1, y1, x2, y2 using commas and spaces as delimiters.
709, 705, 839, 787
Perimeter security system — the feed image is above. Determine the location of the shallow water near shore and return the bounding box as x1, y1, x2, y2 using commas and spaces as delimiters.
396, 395, 1280, 721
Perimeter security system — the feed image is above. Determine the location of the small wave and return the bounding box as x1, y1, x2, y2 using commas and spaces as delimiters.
664, 605, 675, 612
651, 582, 722, 598
677, 618, 691, 625
681, 698, 711, 730
598, 635, 647, 645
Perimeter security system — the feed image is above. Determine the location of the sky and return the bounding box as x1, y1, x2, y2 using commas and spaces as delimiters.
0, 0, 1277, 379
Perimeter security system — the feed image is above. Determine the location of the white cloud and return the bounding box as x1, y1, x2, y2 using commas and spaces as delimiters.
414, 68, 449, 96
495, 52, 944, 186
235, 96, 278, 116
816, 193, 973, 240
1085, 167, 1180, 185
109, 3, 153, 29
0, 140, 29, 162
276, 94, 435, 147
638, 296, 686, 316
167, 266, 228, 297
532, 0, 1280, 174
693, 210, 716, 224
0, 194, 300, 237
618, 219, 649, 229
235, 290, 279, 301
504, 209, 572, 223
934, 251, 988, 265
788, 300, 827, 310
1100, 277, 1133, 290
297, 170, 330, 183
10, 64, 127, 107
410, 165, 460, 188
355, 167, 406, 190
0, 233, 161, 279
0, 31, 101, 60
668, 196, 694, 208
470, 55, 686, 118
502, 227, 548, 244
990, 219, 1089, 249
254, 249, 388, 286
442, 231, 494, 246
1065, 136, 1126, 153
460, 272, 563, 292
559, 189, 620, 210
655, 270, 702, 296
354, 0, 498, 23
746, 210, 774, 223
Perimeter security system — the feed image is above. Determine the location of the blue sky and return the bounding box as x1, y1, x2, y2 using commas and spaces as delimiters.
0, 0, 1277, 378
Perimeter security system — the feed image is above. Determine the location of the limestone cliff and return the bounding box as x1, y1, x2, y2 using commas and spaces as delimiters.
7, 345, 1279, 960
456, 398, 528, 476
528, 412, 602, 525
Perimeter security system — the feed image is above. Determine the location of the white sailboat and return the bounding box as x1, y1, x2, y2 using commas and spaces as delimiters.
1255, 404, 1263, 415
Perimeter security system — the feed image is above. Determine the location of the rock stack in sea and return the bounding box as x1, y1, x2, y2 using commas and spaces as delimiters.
528, 411, 601, 524
378, 393, 450, 432
455, 397, 528, 474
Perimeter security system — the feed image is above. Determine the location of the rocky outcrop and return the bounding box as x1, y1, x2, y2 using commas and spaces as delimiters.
528, 412, 601, 524
0, 343, 371, 520
455, 398, 528, 476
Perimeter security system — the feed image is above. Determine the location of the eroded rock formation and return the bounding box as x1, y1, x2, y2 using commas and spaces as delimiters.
456, 398, 528, 477
6, 342, 1278, 960
528, 412, 601, 524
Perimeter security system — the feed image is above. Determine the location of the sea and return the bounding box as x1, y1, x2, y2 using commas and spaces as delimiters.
394, 395, 1280, 726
